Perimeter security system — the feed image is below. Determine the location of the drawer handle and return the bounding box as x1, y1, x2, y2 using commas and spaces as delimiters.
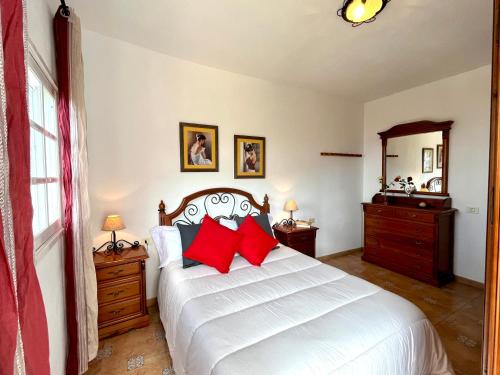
107, 290, 125, 298
415, 240, 424, 245
108, 269, 124, 276
110, 308, 125, 316
376, 209, 383, 213
409, 214, 417, 218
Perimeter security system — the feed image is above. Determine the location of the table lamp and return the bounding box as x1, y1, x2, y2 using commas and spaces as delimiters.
280, 199, 298, 227
93, 214, 139, 255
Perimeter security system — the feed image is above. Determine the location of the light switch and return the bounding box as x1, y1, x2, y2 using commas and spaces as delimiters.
466, 207, 480, 214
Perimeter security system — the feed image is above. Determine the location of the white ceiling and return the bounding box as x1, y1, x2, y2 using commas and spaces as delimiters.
69, 0, 493, 102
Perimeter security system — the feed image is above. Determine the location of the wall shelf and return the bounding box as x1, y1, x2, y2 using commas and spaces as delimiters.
320, 152, 362, 158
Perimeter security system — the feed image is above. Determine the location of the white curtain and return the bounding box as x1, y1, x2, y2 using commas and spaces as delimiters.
68, 10, 99, 371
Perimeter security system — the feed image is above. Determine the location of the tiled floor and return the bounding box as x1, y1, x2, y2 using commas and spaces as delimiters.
87, 251, 484, 374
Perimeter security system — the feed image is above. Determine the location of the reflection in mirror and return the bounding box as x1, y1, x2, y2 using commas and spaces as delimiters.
386, 131, 443, 193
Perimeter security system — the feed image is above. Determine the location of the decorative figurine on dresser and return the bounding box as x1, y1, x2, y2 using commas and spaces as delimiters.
93, 215, 149, 338
363, 120, 457, 287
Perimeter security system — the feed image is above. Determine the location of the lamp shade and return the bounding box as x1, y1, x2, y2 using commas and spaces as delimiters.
284, 200, 298, 212
102, 215, 125, 231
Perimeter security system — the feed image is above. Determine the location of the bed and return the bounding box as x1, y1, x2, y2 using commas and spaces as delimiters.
155, 188, 453, 375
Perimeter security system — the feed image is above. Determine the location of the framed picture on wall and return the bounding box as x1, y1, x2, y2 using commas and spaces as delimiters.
422, 147, 434, 173
436, 144, 443, 169
179, 123, 219, 172
234, 135, 266, 178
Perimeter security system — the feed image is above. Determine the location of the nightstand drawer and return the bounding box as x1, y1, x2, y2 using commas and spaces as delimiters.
288, 233, 315, 243
97, 262, 140, 282
289, 240, 315, 257
98, 277, 141, 304
98, 297, 141, 324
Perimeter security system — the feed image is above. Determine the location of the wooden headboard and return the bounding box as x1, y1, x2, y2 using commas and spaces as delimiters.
158, 187, 270, 226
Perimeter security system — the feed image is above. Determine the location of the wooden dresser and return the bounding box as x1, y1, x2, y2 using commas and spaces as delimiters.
362, 194, 456, 286
273, 225, 319, 258
94, 246, 150, 339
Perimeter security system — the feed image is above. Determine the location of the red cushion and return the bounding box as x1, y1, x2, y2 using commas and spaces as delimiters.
183, 215, 242, 273
237, 215, 279, 266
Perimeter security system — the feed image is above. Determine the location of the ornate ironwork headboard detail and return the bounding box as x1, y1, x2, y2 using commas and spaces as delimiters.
426, 177, 443, 192
158, 187, 270, 226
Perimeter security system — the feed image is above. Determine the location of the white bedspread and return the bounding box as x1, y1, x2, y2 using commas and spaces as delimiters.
158, 246, 453, 375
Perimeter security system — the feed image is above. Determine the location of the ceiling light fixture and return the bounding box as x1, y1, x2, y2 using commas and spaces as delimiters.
338, 0, 390, 27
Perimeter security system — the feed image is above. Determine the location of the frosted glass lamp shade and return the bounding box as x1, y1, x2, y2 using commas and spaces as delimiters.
101, 215, 125, 231
284, 200, 298, 212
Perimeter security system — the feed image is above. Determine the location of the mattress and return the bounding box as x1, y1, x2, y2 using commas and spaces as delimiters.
158, 246, 453, 375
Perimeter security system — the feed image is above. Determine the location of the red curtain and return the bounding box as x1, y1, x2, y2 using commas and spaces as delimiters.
54, 7, 80, 375
0, 0, 50, 374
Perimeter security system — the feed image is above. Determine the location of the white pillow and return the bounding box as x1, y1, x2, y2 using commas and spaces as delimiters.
150, 226, 183, 268
267, 214, 274, 229
219, 218, 238, 231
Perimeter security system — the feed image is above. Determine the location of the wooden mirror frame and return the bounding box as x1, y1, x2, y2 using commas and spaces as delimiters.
379, 120, 454, 196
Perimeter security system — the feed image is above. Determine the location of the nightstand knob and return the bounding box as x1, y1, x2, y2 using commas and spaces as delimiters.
111, 308, 124, 316
109, 269, 124, 276
108, 290, 124, 298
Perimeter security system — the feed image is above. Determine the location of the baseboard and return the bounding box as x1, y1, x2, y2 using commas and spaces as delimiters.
318, 248, 363, 262
455, 275, 485, 290
147, 297, 158, 308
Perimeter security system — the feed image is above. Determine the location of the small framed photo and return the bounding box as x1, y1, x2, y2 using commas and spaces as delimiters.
422, 148, 434, 173
179, 123, 219, 172
436, 144, 443, 169
234, 135, 265, 179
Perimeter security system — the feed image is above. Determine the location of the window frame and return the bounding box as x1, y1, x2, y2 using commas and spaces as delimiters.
28, 47, 63, 253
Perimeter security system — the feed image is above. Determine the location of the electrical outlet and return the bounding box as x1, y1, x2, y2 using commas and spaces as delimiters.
466, 207, 480, 214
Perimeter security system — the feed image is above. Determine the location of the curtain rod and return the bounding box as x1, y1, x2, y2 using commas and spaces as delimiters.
60, 0, 70, 17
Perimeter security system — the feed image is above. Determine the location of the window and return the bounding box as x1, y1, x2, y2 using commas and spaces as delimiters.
28, 61, 62, 249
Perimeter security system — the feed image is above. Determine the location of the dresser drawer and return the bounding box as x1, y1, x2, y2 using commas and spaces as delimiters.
394, 209, 435, 223
364, 244, 433, 275
364, 205, 395, 218
365, 235, 433, 260
98, 277, 141, 304
96, 262, 141, 282
365, 215, 435, 240
98, 297, 141, 324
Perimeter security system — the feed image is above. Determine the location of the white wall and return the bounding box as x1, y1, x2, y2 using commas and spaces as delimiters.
28, 1, 68, 374
363, 66, 491, 283
27, 0, 57, 77
82, 30, 365, 299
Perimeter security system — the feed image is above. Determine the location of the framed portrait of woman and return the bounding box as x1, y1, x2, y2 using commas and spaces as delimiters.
179, 122, 219, 172
422, 147, 434, 173
234, 135, 266, 179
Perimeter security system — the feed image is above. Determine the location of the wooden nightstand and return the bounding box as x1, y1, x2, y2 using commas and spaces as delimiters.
93, 245, 150, 339
273, 225, 319, 258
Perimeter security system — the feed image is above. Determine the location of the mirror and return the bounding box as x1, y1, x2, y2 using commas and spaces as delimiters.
379, 120, 453, 196
386, 131, 443, 193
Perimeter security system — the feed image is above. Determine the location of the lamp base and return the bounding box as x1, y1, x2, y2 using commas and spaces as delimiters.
279, 218, 296, 227
93, 239, 140, 255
